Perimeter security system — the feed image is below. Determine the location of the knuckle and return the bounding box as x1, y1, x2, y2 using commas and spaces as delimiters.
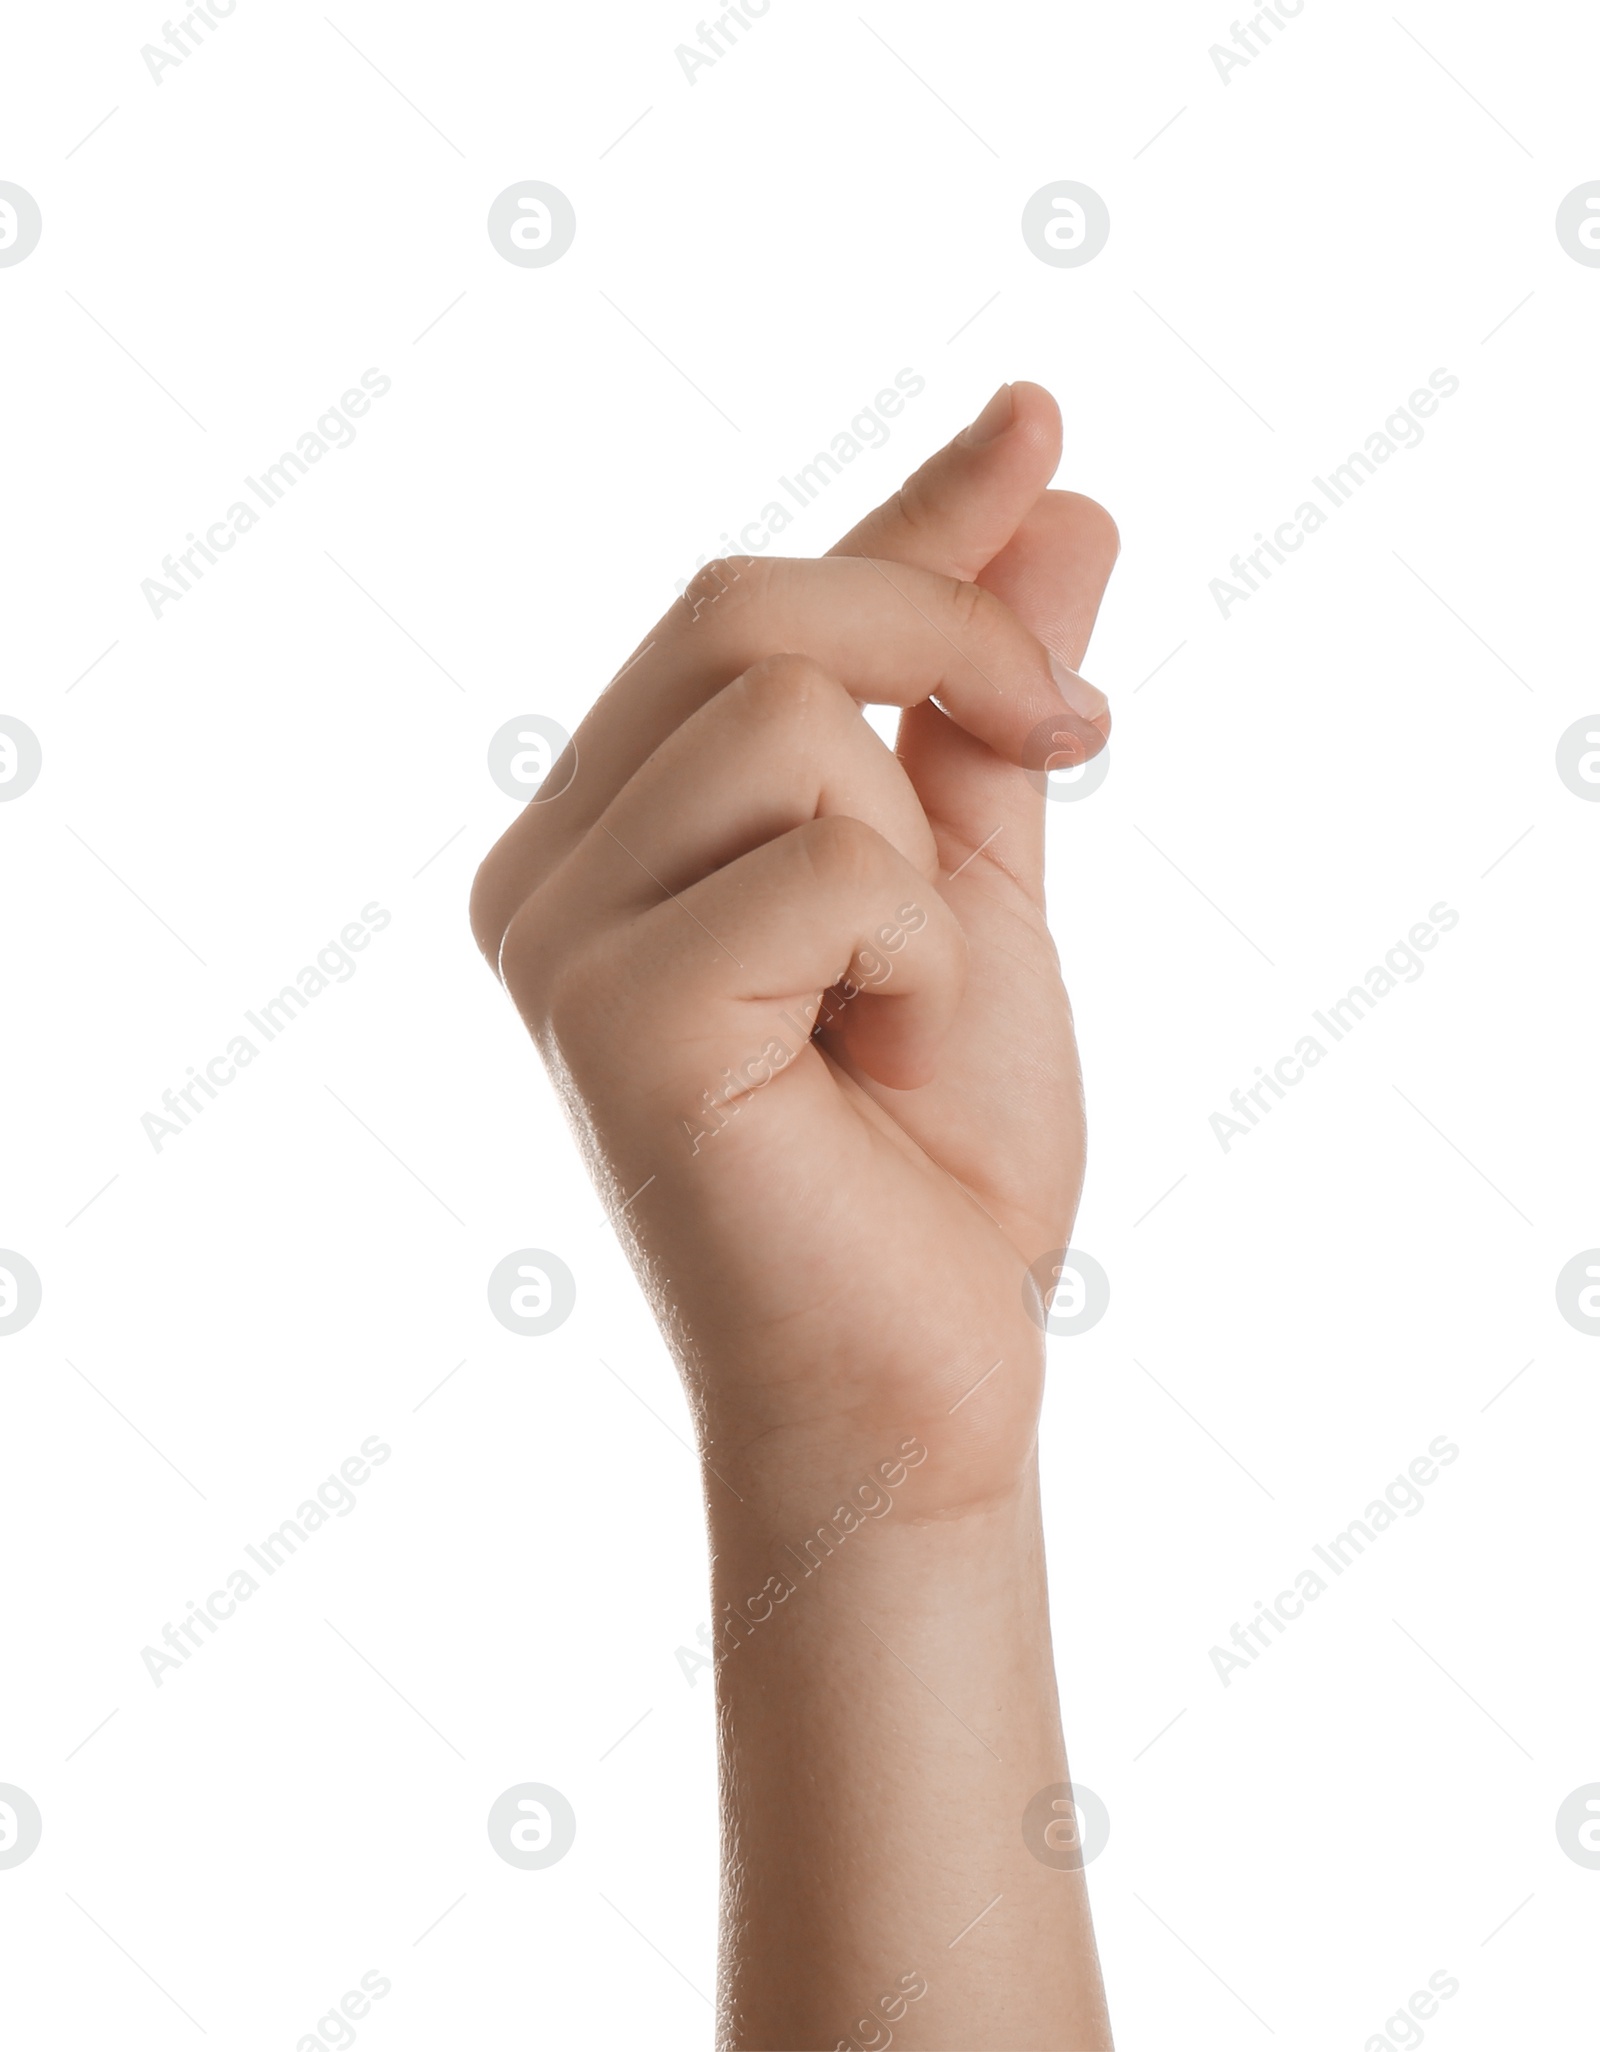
946, 573, 991, 636
467, 856, 509, 971
889, 475, 935, 540
806, 811, 884, 886
497, 889, 568, 1021
680, 552, 769, 623
502, 909, 632, 1064
736, 653, 844, 728
468, 851, 534, 981
468, 824, 563, 977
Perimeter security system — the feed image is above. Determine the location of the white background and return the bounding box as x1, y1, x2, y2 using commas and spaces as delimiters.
2, 0, 1597, 2044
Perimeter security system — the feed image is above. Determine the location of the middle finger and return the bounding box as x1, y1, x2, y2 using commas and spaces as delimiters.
472, 552, 1106, 955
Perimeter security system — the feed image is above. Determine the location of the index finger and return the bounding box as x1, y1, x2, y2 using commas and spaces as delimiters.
470, 552, 1106, 959
828, 380, 1066, 583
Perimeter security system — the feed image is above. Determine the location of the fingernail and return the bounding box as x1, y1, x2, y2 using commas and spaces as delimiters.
1049, 655, 1110, 734
960, 383, 1014, 448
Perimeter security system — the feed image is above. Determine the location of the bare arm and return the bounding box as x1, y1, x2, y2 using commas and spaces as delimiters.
708, 1453, 1110, 2048
471, 379, 1119, 2048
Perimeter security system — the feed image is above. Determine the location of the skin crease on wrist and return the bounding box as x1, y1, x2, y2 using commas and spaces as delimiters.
470, 380, 1120, 2049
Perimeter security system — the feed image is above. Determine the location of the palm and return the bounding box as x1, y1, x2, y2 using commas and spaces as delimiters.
473, 386, 1117, 1500
683, 766, 1086, 1483
846, 844, 1082, 1263
674, 482, 1115, 1472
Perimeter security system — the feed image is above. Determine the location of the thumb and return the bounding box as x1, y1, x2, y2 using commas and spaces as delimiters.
977, 488, 1120, 675
828, 381, 1063, 582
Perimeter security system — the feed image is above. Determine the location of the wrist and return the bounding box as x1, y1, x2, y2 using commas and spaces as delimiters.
692, 1325, 1048, 1530
701, 1439, 1046, 1666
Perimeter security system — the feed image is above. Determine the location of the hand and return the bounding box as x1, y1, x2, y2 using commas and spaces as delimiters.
470, 381, 1119, 1517
472, 382, 1121, 2050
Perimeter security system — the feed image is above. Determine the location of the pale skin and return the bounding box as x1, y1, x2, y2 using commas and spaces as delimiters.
471, 380, 1119, 2051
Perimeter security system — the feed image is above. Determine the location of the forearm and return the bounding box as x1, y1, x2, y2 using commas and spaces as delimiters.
471, 378, 1123, 2044
704, 1439, 1112, 2051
